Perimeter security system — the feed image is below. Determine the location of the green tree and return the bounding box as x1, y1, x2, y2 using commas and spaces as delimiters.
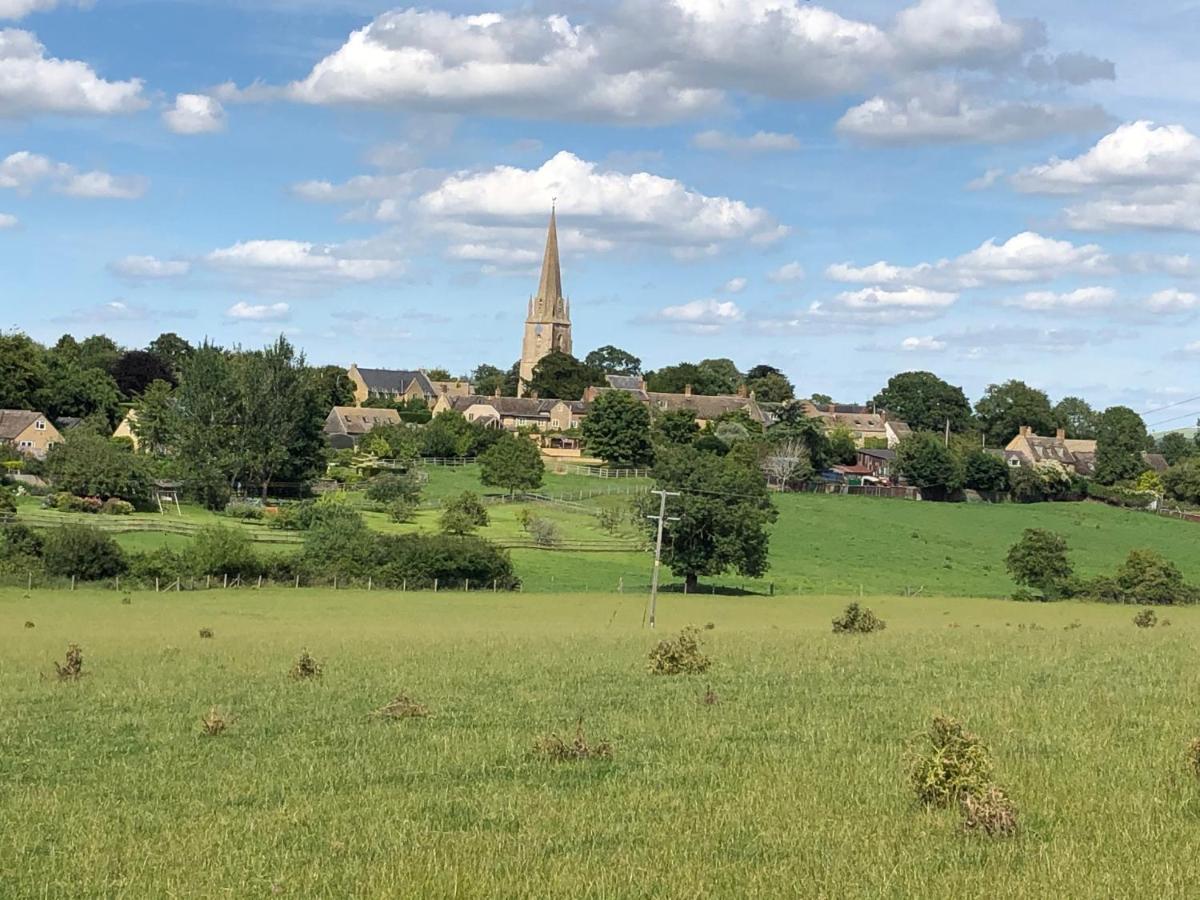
769, 402, 833, 470
895, 433, 963, 497
1005, 529, 1073, 600
647, 443, 778, 592
479, 434, 545, 496
170, 344, 240, 510
1114, 549, 1190, 606
312, 365, 356, 414
422, 410, 481, 458
646, 359, 742, 396
365, 472, 423, 506
45, 428, 151, 502
1163, 458, 1200, 504
653, 409, 700, 447
872, 371, 973, 433
0, 331, 48, 409
1157, 432, 1195, 466
111, 350, 176, 397
581, 390, 653, 467
527, 351, 604, 400
745, 365, 795, 403
147, 332, 194, 378
810, 393, 833, 406
827, 426, 858, 465
584, 345, 642, 376
1052, 396, 1099, 440
131, 379, 175, 456
1094, 406, 1148, 485
39, 352, 121, 425
440, 491, 490, 535
974, 380, 1055, 447
471, 363, 508, 396
42, 524, 127, 580
963, 451, 1011, 493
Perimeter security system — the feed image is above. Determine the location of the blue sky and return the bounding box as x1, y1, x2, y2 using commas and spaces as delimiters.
2, 0, 1199, 423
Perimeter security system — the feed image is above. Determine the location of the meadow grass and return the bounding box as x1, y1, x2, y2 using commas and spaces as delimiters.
3, 589, 1200, 897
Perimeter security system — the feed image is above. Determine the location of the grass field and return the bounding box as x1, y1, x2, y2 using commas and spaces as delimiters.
12, 464, 1200, 597
3, 589, 1199, 897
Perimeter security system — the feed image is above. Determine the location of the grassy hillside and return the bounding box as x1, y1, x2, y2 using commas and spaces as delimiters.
2, 590, 1198, 897
11, 465, 1200, 597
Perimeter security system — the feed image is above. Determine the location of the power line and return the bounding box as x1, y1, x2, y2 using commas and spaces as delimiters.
1138, 394, 1200, 418
1145, 409, 1200, 430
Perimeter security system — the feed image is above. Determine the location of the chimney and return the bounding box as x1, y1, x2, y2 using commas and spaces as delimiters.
684, 384, 693, 396
1019, 425, 1031, 437
493, 385, 501, 398
1056, 428, 1066, 441
530, 390, 539, 400
737, 384, 748, 399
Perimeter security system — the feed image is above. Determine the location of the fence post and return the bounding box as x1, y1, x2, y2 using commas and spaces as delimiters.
403, 579, 407, 593
223, 573, 228, 589
115, 576, 119, 592
28, 571, 32, 591
434, 578, 438, 593
367, 576, 372, 592
295, 574, 301, 589
155, 577, 159, 593
71, 575, 75, 591
465, 578, 469, 592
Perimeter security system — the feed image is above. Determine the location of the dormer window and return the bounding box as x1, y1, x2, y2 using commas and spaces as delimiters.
35, 420, 46, 430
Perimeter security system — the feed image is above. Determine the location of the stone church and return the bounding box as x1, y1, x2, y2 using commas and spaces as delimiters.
518, 208, 572, 396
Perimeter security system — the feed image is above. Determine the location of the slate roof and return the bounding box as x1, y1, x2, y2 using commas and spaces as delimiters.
646, 392, 766, 422
0, 410, 45, 441
325, 406, 402, 436
356, 368, 436, 397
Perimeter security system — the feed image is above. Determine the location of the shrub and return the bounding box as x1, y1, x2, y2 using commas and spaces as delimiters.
223, 500, 265, 520
1114, 549, 1195, 606
832, 602, 886, 634
125, 547, 185, 584
526, 516, 562, 548
596, 506, 623, 534
909, 716, 994, 807
54, 643, 85, 681
370, 533, 519, 591
1005, 529, 1073, 600
961, 785, 1018, 837
648, 626, 712, 675
199, 627, 214, 639
532, 721, 613, 761
373, 693, 430, 720
1133, 609, 1158, 629
0, 523, 43, 559
387, 499, 417, 523
440, 491, 489, 535
190, 525, 261, 578
200, 706, 229, 736
290, 650, 323, 680
100, 498, 134, 516
365, 472, 422, 506
0, 486, 15, 515
42, 525, 126, 580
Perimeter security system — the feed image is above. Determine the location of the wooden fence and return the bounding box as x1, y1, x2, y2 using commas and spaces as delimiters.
556, 465, 652, 479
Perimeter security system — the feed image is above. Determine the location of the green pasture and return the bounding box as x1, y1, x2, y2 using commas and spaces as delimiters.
2, 590, 1199, 897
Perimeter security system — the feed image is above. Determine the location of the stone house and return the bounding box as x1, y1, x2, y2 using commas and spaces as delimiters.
584, 376, 767, 428
347, 365, 473, 408
323, 406, 403, 450
1003, 426, 1169, 477
0, 410, 63, 459
799, 400, 911, 449
432, 394, 588, 433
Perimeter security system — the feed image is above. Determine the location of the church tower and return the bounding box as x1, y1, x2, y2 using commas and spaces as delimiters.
518, 208, 572, 395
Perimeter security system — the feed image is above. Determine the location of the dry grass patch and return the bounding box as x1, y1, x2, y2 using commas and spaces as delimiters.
54, 644, 85, 682
200, 706, 230, 736
962, 784, 1018, 837
290, 650, 323, 680
532, 720, 613, 762
373, 693, 430, 720
702, 685, 720, 706
1133, 609, 1158, 629
648, 626, 711, 675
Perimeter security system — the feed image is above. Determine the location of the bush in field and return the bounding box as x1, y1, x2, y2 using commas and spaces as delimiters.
45, 428, 151, 504
42, 525, 126, 580
909, 716, 994, 808
1133, 609, 1158, 628
532, 721, 613, 761
190, 525, 262, 578
290, 651, 323, 680
54, 643, 85, 681
1005, 529, 1073, 600
440, 491, 489, 536
526, 516, 562, 548
961, 785, 1018, 838
648, 626, 711, 675
223, 500, 265, 520
832, 602, 886, 634
0, 486, 15, 515
373, 693, 430, 720
125, 547, 186, 584
301, 495, 374, 577
1114, 549, 1195, 606
370, 533, 519, 590
365, 472, 423, 507
0, 523, 43, 572
479, 434, 544, 496
100, 498, 134, 516
388, 499, 417, 523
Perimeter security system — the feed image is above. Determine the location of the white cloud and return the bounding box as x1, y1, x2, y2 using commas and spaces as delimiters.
0, 1, 87, 21
1126, 253, 1195, 278
274, 1, 1104, 132
768, 261, 805, 283
901, 335, 947, 352
722, 277, 747, 294
58, 170, 147, 199
0, 150, 146, 199
837, 286, 957, 310
0, 211, 15, 228
653, 298, 744, 333
1148, 288, 1199, 312
416, 151, 783, 260
163, 93, 225, 134
226, 301, 291, 321
1006, 286, 1116, 311
967, 168, 1004, 190
828, 231, 1111, 289
1065, 185, 1200, 233
0, 29, 145, 117
838, 79, 1109, 145
291, 171, 422, 205
1013, 121, 1200, 194
108, 255, 190, 280
1184, 341, 1200, 355
692, 130, 801, 153
206, 239, 401, 284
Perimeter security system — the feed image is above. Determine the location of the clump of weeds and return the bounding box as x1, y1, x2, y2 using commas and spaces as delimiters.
908, 716, 994, 807
648, 626, 711, 675
198, 627, 214, 639
54, 643, 85, 681
532, 720, 613, 762
1133, 609, 1158, 629
290, 650, 323, 680
832, 602, 886, 635
961, 785, 1018, 837
200, 706, 231, 736
373, 693, 430, 720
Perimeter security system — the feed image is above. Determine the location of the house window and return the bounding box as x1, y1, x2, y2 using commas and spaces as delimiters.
18, 441, 32, 449
1008, 458, 1021, 468
34, 420, 46, 431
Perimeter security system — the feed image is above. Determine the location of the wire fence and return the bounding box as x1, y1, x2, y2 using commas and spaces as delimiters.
555, 465, 653, 479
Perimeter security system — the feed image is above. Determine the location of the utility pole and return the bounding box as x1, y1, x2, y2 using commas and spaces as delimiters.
944, 418, 951, 448
647, 489, 680, 629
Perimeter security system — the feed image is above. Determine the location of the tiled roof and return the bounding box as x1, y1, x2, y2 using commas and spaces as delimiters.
357, 368, 436, 397
0, 409, 45, 441
326, 406, 402, 436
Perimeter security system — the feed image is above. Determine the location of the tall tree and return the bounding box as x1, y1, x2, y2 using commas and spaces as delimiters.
974, 380, 1055, 447
471, 363, 507, 396
653, 409, 700, 447
479, 433, 545, 496
131, 379, 175, 455
768, 402, 833, 470
872, 371, 972, 433
39, 352, 121, 426
1094, 406, 1149, 485
527, 351, 604, 400
745, 365, 795, 403
895, 433, 964, 497
646, 443, 778, 592
1158, 431, 1196, 466
581, 390, 654, 467
585, 345, 642, 376
311, 365, 356, 414
147, 332, 194, 378
1052, 396, 1099, 440
170, 343, 240, 509
111, 350, 176, 397
0, 331, 48, 409
646, 359, 742, 396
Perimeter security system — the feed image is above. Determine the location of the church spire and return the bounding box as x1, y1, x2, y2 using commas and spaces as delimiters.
535, 206, 563, 309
